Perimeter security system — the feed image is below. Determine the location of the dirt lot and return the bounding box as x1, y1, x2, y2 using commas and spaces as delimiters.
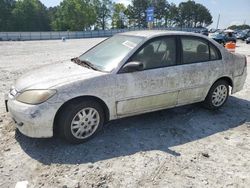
0, 38, 250, 188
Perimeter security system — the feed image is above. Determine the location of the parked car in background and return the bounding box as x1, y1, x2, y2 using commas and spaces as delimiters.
5, 30, 247, 143
209, 32, 226, 45
225, 34, 237, 43
236, 31, 247, 41
246, 37, 250, 44
195, 28, 208, 36
224, 30, 237, 43
209, 28, 219, 33
244, 30, 250, 40
200, 29, 209, 36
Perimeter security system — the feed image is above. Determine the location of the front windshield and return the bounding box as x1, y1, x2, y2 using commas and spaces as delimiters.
79, 35, 144, 72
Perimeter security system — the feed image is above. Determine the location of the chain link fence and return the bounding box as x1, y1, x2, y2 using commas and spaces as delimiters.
0, 27, 201, 41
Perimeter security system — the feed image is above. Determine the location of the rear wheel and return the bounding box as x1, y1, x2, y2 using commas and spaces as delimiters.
57, 99, 105, 144
203, 80, 229, 110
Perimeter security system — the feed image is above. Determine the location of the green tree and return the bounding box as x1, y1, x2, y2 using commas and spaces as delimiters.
111, 3, 127, 29
93, 0, 112, 30
165, 3, 179, 27
52, 0, 96, 31
124, 5, 135, 27
47, 6, 58, 30
178, 0, 196, 27
0, 0, 15, 31
228, 24, 250, 30
177, 0, 212, 28
151, 0, 169, 26
126, 0, 150, 28
12, 0, 50, 31
194, 3, 212, 27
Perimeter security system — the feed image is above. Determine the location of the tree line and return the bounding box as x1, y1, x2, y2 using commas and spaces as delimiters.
228, 24, 250, 30
0, 0, 213, 32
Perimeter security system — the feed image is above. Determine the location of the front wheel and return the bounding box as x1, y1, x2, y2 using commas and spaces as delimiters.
57, 99, 105, 144
203, 80, 229, 110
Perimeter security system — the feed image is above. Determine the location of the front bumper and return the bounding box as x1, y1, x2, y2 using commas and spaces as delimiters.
5, 93, 57, 138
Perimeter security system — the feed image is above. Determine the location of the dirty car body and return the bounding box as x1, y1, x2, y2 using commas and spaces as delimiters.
5, 31, 247, 143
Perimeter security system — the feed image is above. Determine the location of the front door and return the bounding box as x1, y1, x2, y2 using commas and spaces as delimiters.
115, 36, 181, 116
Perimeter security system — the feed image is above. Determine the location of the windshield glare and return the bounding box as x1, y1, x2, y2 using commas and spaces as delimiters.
79, 35, 144, 72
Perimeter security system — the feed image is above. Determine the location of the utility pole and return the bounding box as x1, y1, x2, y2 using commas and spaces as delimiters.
216, 14, 220, 29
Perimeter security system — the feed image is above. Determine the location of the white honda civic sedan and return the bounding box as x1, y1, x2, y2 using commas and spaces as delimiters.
5, 30, 247, 143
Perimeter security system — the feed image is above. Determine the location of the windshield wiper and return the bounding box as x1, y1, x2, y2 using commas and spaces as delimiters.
71, 57, 99, 71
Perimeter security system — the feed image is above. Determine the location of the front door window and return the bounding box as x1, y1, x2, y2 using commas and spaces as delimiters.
130, 37, 177, 70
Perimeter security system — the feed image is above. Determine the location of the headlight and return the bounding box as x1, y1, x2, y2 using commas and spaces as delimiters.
16, 90, 57, 105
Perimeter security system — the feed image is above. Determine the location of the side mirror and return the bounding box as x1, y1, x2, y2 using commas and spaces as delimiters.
121, 61, 143, 73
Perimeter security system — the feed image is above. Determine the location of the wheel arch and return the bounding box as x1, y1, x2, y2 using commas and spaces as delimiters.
53, 96, 110, 136
207, 76, 233, 96
213, 76, 233, 88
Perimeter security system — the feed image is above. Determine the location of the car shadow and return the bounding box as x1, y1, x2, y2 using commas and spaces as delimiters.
15, 96, 250, 165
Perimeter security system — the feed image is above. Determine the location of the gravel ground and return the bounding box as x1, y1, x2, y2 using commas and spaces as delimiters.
0, 38, 250, 188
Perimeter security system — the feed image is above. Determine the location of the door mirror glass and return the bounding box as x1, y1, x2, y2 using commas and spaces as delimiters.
121, 61, 143, 73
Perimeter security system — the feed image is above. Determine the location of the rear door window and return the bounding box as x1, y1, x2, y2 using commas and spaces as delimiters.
210, 44, 221, 61
181, 37, 209, 64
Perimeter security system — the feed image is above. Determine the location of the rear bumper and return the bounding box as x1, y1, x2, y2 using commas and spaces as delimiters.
232, 67, 247, 94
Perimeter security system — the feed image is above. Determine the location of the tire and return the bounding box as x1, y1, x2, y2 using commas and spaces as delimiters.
203, 80, 229, 110
57, 99, 105, 144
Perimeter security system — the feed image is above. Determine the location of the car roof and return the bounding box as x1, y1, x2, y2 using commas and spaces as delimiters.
116, 30, 226, 59
119, 30, 205, 38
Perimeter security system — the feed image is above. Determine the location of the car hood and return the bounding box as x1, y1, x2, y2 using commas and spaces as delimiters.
14, 61, 104, 91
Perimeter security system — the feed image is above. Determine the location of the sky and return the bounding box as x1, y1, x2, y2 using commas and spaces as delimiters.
40, 0, 250, 29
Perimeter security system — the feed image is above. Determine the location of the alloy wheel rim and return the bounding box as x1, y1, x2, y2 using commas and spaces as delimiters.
212, 85, 228, 107
70, 107, 100, 139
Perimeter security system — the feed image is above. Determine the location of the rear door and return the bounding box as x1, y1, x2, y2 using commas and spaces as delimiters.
177, 36, 223, 105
